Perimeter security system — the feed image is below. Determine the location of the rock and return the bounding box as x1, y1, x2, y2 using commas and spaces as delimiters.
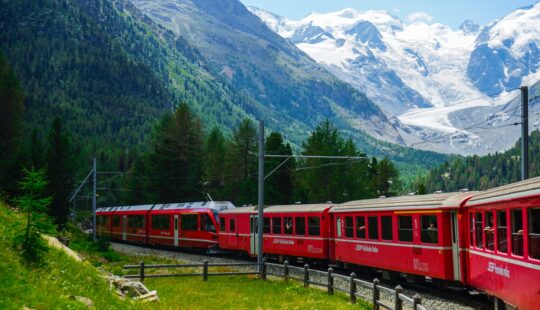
43, 235, 82, 262
68, 296, 94, 308
120, 281, 150, 297
133, 290, 159, 303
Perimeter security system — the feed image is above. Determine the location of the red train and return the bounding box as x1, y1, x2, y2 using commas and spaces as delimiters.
96, 201, 235, 249
96, 177, 540, 309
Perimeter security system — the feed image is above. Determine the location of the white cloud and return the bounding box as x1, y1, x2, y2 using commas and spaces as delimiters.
407, 11, 433, 23
392, 8, 400, 14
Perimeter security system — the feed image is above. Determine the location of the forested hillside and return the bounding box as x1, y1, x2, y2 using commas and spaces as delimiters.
424, 130, 540, 192
0, 0, 258, 170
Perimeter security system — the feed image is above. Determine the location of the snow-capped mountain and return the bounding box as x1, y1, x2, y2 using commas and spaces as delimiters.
249, 4, 540, 155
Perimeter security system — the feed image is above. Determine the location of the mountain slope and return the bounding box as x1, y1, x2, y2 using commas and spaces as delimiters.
131, 0, 404, 146
0, 0, 256, 156
250, 4, 540, 155
424, 129, 540, 192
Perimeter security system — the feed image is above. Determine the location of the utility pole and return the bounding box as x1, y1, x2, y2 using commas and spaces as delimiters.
92, 157, 97, 241
521, 86, 529, 181
257, 120, 265, 271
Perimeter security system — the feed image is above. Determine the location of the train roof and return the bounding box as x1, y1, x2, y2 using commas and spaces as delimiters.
263, 203, 334, 213
219, 206, 257, 214
467, 176, 540, 206
332, 192, 473, 213
101, 201, 236, 213
219, 203, 333, 214
115, 204, 154, 212
151, 201, 235, 212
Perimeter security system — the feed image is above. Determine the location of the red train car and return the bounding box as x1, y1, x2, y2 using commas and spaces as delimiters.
331, 193, 473, 283
148, 202, 222, 249
218, 206, 257, 255
96, 201, 235, 250
218, 204, 334, 263
112, 204, 154, 243
465, 177, 540, 310
96, 206, 115, 238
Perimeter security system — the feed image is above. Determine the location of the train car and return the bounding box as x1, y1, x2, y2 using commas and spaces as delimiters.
96, 206, 115, 239
147, 201, 234, 249
262, 204, 335, 263
331, 193, 473, 284
465, 177, 540, 310
218, 206, 257, 255
111, 204, 154, 243
218, 204, 334, 263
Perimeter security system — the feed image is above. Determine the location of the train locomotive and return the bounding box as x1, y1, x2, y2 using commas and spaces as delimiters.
96, 177, 540, 309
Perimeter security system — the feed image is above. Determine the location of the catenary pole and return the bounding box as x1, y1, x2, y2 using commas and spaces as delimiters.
257, 120, 265, 271
521, 86, 529, 180
92, 157, 97, 241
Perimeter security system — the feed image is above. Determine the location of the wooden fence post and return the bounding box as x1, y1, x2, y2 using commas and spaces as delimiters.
327, 267, 334, 295
139, 261, 145, 283
283, 260, 289, 282
413, 294, 422, 310
372, 278, 380, 310
303, 264, 309, 288
394, 285, 403, 310
349, 272, 357, 304
262, 258, 267, 281
203, 260, 208, 282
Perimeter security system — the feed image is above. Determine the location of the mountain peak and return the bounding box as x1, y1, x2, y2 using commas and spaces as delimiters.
459, 19, 480, 34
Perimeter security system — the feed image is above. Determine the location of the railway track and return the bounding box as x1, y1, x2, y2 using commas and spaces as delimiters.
110, 242, 492, 310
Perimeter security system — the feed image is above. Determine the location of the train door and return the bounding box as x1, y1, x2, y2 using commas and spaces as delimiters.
122, 215, 127, 241
250, 215, 258, 256
174, 215, 179, 247
450, 211, 461, 281
228, 216, 238, 247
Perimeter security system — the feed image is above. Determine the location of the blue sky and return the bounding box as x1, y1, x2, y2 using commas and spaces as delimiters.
240, 0, 537, 29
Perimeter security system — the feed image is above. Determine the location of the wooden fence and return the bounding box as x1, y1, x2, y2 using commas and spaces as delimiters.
123, 260, 427, 310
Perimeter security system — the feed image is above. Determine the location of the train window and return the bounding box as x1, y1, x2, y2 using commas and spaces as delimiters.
284, 217, 293, 235
229, 218, 236, 232
203, 214, 216, 233
356, 216, 366, 239
273, 217, 282, 234
497, 211, 508, 254
511, 209, 523, 256
263, 217, 270, 234
308, 217, 320, 236
181, 214, 198, 231
381, 216, 393, 241
296, 217, 306, 235
475, 213, 483, 248
345, 217, 354, 238
127, 215, 145, 229
398, 216, 413, 242
113, 215, 120, 227
368, 216, 378, 240
485, 212, 494, 251
152, 215, 170, 230
220, 217, 225, 231
421, 215, 438, 244
529, 208, 540, 259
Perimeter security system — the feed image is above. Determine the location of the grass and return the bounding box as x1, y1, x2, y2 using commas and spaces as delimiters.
0, 202, 138, 310
1, 201, 370, 309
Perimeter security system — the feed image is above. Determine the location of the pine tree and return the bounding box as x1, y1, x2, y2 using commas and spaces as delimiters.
135, 103, 205, 203
204, 127, 227, 199
46, 117, 74, 228
13, 167, 54, 263
0, 52, 24, 194
265, 132, 296, 204
225, 118, 258, 205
